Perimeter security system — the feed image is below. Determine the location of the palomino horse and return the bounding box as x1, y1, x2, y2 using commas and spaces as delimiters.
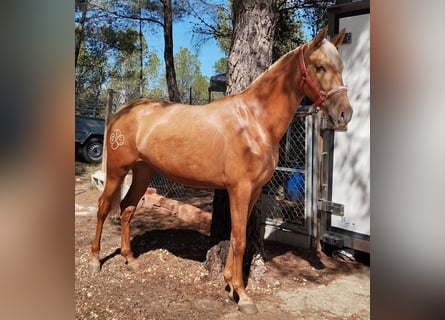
89, 27, 352, 314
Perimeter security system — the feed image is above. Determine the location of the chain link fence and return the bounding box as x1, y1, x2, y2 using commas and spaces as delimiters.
260, 111, 311, 230
75, 95, 106, 118
148, 174, 214, 212
76, 89, 149, 118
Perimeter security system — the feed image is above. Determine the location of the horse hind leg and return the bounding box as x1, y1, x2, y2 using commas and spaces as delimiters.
89, 171, 126, 274
119, 161, 154, 271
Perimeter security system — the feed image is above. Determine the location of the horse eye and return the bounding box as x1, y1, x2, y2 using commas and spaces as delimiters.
315, 65, 326, 72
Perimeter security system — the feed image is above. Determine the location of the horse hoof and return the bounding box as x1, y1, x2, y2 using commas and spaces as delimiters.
238, 302, 258, 314
88, 261, 101, 275
126, 261, 139, 272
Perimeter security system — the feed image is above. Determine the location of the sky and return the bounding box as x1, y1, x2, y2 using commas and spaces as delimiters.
146, 18, 226, 79
173, 20, 227, 78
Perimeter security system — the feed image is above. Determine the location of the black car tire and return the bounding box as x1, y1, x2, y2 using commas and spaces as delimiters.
81, 137, 103, 163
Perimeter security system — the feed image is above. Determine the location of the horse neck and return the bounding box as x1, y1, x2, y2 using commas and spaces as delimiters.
241, 48, 304, 145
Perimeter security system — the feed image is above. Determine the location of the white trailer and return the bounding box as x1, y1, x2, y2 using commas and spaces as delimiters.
319, 0, 370, 253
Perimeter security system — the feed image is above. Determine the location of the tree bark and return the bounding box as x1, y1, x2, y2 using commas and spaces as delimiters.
208, 0, 278, 280
226, 0, 278, 94
163, 0, 181, 102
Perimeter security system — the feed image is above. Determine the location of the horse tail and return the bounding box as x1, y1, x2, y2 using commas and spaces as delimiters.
101, 126, 123, 222
98, 118, 121, 222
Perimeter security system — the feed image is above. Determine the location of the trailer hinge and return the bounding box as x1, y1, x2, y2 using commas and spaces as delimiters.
317, 200, 344, 216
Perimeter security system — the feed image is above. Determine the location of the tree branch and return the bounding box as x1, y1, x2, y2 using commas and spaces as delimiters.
89, 2, 165, 27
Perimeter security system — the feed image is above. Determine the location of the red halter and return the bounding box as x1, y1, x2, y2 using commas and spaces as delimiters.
298, 45, 347, 110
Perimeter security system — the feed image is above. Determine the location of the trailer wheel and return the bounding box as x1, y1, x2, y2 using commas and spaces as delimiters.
81, 137, 103, 163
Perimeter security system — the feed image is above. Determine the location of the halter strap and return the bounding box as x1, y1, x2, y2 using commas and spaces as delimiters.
298, 45, 347, 110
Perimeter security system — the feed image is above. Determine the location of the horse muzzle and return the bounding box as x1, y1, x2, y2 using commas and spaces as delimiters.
329, 102, 353, 130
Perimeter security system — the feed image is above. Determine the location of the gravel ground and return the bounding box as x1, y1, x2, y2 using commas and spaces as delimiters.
75, 162, 370, 319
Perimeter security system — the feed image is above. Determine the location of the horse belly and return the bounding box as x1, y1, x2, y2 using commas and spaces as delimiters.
138, 130, 226, 188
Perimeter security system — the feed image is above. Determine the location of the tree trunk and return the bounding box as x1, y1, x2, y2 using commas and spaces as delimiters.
163, 0, 181, 102
226, 0, 278, 95
208, 0, 278, 280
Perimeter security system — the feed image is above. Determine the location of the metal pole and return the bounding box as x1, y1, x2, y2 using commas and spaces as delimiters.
189, 87, 192, 104
102, 89, 114, 173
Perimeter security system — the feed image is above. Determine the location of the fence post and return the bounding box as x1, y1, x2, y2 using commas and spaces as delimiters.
315, 112, 324, 252
102, 89, 114, 172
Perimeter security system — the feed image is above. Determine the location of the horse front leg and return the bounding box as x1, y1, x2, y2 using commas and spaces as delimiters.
223, 186, 262, 301
225, 183, 258, 314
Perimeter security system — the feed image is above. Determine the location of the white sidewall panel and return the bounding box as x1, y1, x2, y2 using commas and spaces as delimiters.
331, 14, 370, 236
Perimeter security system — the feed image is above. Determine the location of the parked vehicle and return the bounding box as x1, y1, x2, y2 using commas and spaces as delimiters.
75, 115, 105, 163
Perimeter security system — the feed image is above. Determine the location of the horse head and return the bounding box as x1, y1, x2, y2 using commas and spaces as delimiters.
300, 27, 353, 129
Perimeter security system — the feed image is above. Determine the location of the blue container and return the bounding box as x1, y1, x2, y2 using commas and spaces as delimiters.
285, 168, 305, 202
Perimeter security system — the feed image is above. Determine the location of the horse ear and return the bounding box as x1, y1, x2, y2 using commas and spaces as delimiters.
330, 28, 346, 48
308, 27, 328, 51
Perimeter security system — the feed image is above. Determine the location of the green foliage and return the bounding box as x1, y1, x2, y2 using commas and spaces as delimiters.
100, 26, 139, 54
294, 0, 335, 38
75, 43, 108, 117
107, 49, 142, 102
190, 74, 210, 104
75, 0, 142, 114
273, 2, 306, 61
133, 0, 188, 24
211, 4, 231, 74
213, 57, 228, 74
214, 4, 232, 55
173, 47, 209, 104
145, 50, 168, 99
145, 50, 162, 84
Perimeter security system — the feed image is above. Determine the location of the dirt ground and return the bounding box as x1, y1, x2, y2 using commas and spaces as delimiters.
75, 162, 370, 319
